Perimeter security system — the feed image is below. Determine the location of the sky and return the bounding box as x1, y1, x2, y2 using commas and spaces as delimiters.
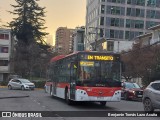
0, 0, 86, 45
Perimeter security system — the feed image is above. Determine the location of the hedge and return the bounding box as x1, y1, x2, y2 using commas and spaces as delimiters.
33, 81, 46, 88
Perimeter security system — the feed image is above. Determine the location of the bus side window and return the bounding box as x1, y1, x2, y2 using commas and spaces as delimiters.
70, 62, 77, 80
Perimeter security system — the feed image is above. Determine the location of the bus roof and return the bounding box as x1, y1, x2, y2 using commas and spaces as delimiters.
50, 55, 65, 62
50, 51, 120, 63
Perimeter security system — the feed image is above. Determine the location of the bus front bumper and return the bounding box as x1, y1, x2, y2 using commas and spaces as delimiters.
75, 89, 121, 102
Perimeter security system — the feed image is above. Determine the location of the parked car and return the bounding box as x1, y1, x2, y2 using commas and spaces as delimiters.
142, 80, 160, 112
121, 82, 143, 100
8, 78, 35, 90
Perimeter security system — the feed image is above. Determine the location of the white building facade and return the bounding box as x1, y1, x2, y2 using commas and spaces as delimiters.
0, 29, 12, 81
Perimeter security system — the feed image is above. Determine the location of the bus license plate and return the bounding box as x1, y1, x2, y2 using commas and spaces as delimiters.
138, 95, 142, 97
97, 97, 104, 100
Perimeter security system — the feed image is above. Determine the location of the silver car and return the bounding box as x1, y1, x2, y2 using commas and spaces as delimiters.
142, 80, 160, 112
8, 78, 35, 90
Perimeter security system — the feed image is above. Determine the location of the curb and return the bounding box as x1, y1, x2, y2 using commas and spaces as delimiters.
0, 86, 43, 90
0, 86, 7, 88
0, 95, 29, 99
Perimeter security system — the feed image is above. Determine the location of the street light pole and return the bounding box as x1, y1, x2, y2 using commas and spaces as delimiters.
94, 27, 98, 51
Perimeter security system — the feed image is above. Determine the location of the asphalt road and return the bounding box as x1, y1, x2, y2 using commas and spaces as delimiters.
0, 88, 159, 120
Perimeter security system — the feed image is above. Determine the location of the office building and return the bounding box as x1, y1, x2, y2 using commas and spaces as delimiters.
0, 29, 12, 81
55, 27, 74, 55
85, 0, 160, 51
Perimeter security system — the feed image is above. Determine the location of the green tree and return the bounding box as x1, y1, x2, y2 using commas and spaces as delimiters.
8, 0, 51, 78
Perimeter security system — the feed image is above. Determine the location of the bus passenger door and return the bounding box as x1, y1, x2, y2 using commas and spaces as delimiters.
70, 62, 77, 100
53, 76, 57, 95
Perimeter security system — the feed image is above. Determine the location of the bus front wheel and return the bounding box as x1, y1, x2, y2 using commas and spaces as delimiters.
100, 101, 106, 106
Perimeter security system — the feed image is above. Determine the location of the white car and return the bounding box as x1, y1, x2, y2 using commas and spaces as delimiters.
8, 78, 35, 90
143, 80, 160, 112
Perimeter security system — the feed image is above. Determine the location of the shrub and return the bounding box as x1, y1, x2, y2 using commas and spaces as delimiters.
0, 81, 8, 86
33, 81, 45, 88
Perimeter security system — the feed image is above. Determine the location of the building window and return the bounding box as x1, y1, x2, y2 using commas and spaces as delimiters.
147, 10, 156, 18
109, 18, 124, 27
100, 17, 104, 25
127, 8, 131, 16
109, 29, 124, 39
110, 30, 115, 38
147, 0, 156, 7
126, 19, 131, 28
0, 47, 9, 53
125, 31, 130, 39
135, 20, 144, 29
0, 33, 9, 40
127, 0, 132, 4
146, 21, 160, 29
111, 6, 120, 15
125, 31, 142, 40
101, 5, 105, 14
136, 8, 140, 16
136, 0, 145, 6
0, 60, 9, 66
127, 0, 145, 6
107, 6, 125, 15
127, 8, 144, 17
107, 41, 114, 51
107, 0, 125, 4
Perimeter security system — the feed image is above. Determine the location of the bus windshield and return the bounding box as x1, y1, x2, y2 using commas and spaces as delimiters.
79, 61, 120, 84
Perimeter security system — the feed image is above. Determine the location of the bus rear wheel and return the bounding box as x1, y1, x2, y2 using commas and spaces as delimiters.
100, 101, 106, 106
65, 89, 73, 105
50, 86, 53, 96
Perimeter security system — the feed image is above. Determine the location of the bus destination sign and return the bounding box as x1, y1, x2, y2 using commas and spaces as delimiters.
87, 55, 114, 61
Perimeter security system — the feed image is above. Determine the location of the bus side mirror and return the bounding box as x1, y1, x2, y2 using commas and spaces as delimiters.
70, 61, 78, 69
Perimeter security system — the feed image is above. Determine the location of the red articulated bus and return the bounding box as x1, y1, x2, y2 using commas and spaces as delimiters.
45, 51, 122, 106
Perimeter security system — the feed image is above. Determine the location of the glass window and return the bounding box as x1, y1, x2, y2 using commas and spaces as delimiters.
100, 17, 104, 25
101, 5, 105, 14
107, 41, 114, 51
149, 10, 156, 18
79, 61, 120, 81
119, 30, 124, 39
107, 6, 124, 15
146, 21, 160, 28
147, 0, 156, 7
151, 83, 160, 91
125, 82, 140, 89
136, 0, 145, 6
126, 19, 131, 28
0, 47, 9, 53
110, 30, 115, 38
135, 20, 144, 29
136, 8, 140, 16
107, 0, 125, 4
125, 31, 130, 39
127, 0, 132, 4
127, 8, 131, 16
0, 60, 9, 66
156, 0, 160, 7
0, 34, 9, 40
